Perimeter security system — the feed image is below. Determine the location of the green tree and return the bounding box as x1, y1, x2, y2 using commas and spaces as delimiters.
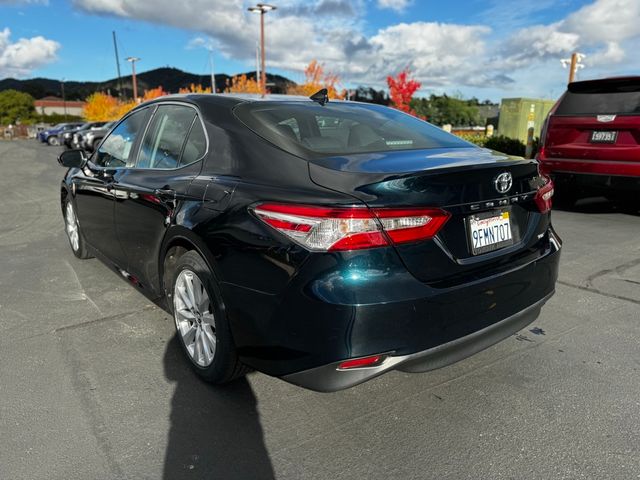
411, 94, 482, 127
0, 90, 36, 125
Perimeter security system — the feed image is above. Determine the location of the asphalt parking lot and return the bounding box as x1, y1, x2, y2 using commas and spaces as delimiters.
1, 139, 639, 480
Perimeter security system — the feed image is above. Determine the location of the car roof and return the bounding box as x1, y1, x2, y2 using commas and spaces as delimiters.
569, 75, 640, 92
138, 93, 362, 110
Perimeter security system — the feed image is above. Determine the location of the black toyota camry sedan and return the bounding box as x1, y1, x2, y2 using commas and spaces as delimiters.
58, 93, 561, 392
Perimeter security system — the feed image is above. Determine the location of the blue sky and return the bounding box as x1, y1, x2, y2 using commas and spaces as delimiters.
1, 0, 639, 101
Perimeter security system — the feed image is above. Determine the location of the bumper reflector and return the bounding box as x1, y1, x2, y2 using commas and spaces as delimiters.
338, 355, 384, 370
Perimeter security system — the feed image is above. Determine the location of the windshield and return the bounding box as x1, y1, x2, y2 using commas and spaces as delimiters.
234, 101, 471, 159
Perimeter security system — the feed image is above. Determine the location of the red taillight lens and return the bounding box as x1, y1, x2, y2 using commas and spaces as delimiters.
253, 203, 450, 251
338, 355, 384, 370
535, 179, 554, 214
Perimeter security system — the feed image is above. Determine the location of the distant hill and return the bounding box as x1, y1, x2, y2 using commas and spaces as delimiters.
0, 67, 295, 100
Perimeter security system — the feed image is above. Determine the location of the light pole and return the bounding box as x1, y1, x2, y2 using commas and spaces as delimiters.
126, 56, 141, 102
248, 3, 276, 96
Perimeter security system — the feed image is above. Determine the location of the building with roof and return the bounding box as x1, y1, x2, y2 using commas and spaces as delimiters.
34, 97, 86, 117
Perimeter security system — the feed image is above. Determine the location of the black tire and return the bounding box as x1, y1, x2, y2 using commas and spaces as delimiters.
47, 136, 60, 146
63, 199, 92, 259
169, 250, 247, 384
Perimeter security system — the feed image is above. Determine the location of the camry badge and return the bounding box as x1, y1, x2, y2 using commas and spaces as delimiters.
597, 115, 616, 122
494, 172, 513, 194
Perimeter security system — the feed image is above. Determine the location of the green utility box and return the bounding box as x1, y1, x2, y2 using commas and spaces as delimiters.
497, 98, 557, 142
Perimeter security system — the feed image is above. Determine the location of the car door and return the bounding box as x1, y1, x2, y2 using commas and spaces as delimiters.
112, 103, 208, 290
73, 108, 150, 267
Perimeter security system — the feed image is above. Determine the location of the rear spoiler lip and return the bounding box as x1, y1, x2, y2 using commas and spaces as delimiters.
568, 76, 640, 94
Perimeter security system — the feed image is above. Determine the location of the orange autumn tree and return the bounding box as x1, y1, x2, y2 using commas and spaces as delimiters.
83, 87, 169, 121
387, 69, 421, 117
83, 92, 121, 121
287, 60, 345, 99
225, 74, 261, 94
114, 86, 169, 118
141, 86, 168, 101
179, 83, 213, 94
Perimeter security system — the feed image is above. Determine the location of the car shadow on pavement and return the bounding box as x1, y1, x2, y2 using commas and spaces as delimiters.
554, 196, 640, 216
163, 336, 275, 480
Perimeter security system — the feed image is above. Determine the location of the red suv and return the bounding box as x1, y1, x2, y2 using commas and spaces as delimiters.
538, 76, 640, 206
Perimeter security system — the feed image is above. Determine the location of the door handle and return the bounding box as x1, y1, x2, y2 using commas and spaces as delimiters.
154, 188, 176, 200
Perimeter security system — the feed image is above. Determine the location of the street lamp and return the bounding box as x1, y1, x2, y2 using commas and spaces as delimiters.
126, 56, 141, 102
247, 3, 276, 96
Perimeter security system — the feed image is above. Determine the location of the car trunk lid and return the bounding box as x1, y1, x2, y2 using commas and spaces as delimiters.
309, 147, 549, 284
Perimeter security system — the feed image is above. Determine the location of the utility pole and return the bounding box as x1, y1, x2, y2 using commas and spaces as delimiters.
561, 52, 586, 84
60, 79, 67, 121
112, 31, 123, 96
209, 51, 216, 93
126, 57, 141, 102
255, 42, 261, 89
248, 3, 277, 96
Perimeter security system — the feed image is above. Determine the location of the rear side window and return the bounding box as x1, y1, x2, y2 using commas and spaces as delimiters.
137, 105, 196, 169
556, 79, 640, 115
234, 102, 470, 159
181, 118, 207, 166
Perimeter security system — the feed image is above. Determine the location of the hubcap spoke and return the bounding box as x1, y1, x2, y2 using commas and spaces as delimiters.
175, 284, 192, 311
181, 323, 197, 345
184, 274, 198, 313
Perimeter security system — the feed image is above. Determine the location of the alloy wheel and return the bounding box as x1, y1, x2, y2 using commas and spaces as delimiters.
65, 202, 80, 252
173, 269, 217, 367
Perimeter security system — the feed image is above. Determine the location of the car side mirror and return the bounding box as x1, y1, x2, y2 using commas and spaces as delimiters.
58, 149, 87, 168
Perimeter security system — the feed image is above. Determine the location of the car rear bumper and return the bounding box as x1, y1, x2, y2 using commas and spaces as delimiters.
283, 291, 553, 392
551, 171, 640, 193
540, 157, 640, 178
222, 227, 561, 388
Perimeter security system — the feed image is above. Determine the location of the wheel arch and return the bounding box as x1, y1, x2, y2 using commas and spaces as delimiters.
60, 183, 71, 212
159, 226, 221, 301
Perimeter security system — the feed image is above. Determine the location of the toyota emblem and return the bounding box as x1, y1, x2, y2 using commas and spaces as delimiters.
494, 172, 513, 194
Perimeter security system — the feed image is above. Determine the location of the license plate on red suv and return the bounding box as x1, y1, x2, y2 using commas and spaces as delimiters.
590, 130, 618, 143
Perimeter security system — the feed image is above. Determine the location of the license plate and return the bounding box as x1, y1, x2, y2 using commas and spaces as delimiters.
590, 130, 618, 143
467, 211, 513, 255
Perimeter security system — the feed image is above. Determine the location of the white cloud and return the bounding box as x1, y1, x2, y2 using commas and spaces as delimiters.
72, 0, 493, 89
500, 0, 640, 70
376, 0, 412, 13
186, 36, 216, 51
368, 22, 491, 86
0, 27, 60, 77
499, 23, 579, 68
74, 0, 256, 59
71, 0, 640, 94
564, 0, 640, 45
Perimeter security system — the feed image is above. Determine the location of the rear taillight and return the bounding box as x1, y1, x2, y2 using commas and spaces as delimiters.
535, 179, 554, 214
537, 92, 564, 160
253, 203, 450, 251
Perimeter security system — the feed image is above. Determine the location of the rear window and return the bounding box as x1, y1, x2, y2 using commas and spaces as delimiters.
556, 78, 640, 115
234, 101, 470, 159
